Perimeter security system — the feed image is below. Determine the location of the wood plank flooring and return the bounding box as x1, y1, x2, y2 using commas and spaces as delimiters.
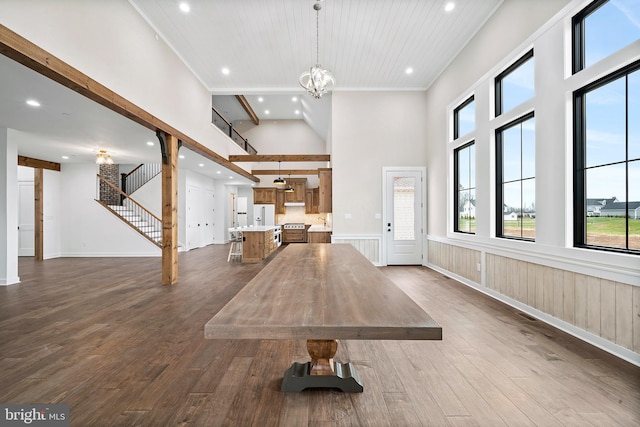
1, 244, 638, 426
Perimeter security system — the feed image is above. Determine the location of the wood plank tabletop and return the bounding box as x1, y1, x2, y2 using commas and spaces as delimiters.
205, 244, 442, 341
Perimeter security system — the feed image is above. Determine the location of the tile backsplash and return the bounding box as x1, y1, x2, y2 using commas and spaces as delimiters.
276, 206, 331, 226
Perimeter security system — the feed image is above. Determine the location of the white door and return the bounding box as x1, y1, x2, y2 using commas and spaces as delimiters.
384, 168, 424, 265
203, 190, 215, 245
187, 186, 204, 249
18, 181, 35, 256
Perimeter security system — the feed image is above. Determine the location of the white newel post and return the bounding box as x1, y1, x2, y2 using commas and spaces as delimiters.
0, 128, 20, 285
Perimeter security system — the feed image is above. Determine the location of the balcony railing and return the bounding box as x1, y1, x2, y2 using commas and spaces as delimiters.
212, 107, 257, 155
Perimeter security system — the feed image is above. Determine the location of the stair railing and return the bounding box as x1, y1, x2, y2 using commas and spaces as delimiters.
96, 174, 163, 247
121, 163, 162, 204
211, 106, 257, 154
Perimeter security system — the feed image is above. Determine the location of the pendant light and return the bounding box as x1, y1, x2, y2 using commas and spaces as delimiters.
284, 173, 294, 193
273, 161, 286, 186
299, 0, 335, 99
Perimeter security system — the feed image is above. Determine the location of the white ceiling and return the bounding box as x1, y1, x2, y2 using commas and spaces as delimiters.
2, 0, 503, 181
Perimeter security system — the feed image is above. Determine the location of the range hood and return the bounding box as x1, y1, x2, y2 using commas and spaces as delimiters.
284, 202, 305, 207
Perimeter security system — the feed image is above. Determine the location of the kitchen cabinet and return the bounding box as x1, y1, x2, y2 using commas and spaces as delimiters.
318, 168, 332, 213
284, 178, 307, 203
275, 189, 286, 214
305, 188, 319, 214
253, 187, 276, 204
242, 227, 278, 263
308, 231, 331, 243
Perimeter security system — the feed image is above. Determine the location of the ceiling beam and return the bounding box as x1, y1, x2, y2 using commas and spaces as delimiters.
230, 154, 330, 162
18, 155, 61, 171
235, 95, 259, 125
252, 169, 319, 176
0, 24, 258, 183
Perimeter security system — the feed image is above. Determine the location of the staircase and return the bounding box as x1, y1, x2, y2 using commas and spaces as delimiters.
104, 203, 163, 247
96, 174, 164, 249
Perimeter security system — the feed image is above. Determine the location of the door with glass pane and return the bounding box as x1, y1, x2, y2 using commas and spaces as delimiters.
384, 168, 424, 265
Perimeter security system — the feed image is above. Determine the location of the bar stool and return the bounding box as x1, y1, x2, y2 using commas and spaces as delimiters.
227, 229, 243, 262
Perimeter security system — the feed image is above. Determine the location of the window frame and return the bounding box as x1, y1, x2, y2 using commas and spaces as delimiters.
495, 111, 536, 241
454, 141, 476, 234
495, 49, 534, 117
453, 95, 475, 140
573, 59, 640, 255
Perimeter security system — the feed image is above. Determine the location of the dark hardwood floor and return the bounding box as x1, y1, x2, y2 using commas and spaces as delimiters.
1, 245, 638, 426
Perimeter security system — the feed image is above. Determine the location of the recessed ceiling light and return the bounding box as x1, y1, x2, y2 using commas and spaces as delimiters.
61, 155, 69, 160
265, 110, 270, 115
445, 2, 455, 12
179, 154, 185, 159
198, 163, 204, 167
221, 67, 230, 75
229, 176, 233, 179
146, 141, 154, 146
179, 2, 190, 13
294, 110, 300, 115
26, 99, 40, 107
292, 96, 298, 102
405, 67, 414, 75
257, 97, 264, 102
216, 170, 221, 174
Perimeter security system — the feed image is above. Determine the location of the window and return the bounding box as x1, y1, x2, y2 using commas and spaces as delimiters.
574, 60, 640, 254
454, 96, 475, 139
573, 0, 640, 74
496, 113, 535, 240
495, 50, 535, 116
454, 142, 476, 234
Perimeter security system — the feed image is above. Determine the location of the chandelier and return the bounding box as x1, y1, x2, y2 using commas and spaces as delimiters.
299, 0, 334, 99
95, 149, 113, 165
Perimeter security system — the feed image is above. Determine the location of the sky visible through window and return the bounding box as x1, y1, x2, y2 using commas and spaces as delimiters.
585, 0, 640, 68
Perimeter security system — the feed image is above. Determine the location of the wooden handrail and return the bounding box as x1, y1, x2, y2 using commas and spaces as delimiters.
123, 163, 144, 179
96, 174, 162, 224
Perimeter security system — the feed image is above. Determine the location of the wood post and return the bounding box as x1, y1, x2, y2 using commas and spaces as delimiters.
34, 168, 43, 261
161, 133, 179, 285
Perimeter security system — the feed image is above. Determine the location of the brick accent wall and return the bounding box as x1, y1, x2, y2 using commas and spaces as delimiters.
99, 164, 120, 206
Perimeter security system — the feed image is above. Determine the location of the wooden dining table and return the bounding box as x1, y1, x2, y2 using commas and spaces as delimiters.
204, 243, 442, 392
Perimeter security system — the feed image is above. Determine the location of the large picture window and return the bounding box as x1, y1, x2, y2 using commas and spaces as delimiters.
496, 113, 535, 240
574, 60, 640, 254
454, 142, 476, 234
495, 50, 534, 117
572, 0, 640, 74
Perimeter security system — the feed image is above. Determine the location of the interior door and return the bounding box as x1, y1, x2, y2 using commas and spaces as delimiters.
384, 168, 424, 265
203, 189, 215, 245
18, 181, 35, 256
187, 185, 204, 249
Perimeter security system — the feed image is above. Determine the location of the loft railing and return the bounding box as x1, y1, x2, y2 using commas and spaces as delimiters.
212, 107, 257, 155
121, 163, 161, 203
95, 174, 163, 248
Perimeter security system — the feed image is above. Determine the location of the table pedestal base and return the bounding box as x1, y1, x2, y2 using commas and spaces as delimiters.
281, 361, 363, 393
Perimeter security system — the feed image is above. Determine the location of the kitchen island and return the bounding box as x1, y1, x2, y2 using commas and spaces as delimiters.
231, 225, 281, 263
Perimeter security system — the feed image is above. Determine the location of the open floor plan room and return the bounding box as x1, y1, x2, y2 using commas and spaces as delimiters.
1, 245, 637, 426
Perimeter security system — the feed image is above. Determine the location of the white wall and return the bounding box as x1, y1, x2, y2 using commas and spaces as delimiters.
0, 128, 19, 285
0, 0, 249, 163
59, 163, 160, 256
331, 91, 429, 236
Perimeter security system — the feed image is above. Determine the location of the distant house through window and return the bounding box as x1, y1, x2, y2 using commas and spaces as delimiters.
496, 113, 535, 240
454, 142, 476, 234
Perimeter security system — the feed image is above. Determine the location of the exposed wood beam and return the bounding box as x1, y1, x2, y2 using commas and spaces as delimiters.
230, 154, 330, 162
235, 95, 259, 125
34, 168, 43, 261
161, 132, 179, 285
252, 169, 319, 176
0, 24, 258, 183
18, 155, 60, 171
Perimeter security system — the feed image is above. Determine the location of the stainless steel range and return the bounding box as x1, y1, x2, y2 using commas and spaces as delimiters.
282, 223, 309, 243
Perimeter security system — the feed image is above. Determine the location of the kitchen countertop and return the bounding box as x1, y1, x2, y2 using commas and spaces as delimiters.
307, 225, 332, 232
229, 225, 281, 233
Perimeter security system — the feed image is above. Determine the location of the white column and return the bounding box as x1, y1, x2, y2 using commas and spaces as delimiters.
0, 128, 20, 285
